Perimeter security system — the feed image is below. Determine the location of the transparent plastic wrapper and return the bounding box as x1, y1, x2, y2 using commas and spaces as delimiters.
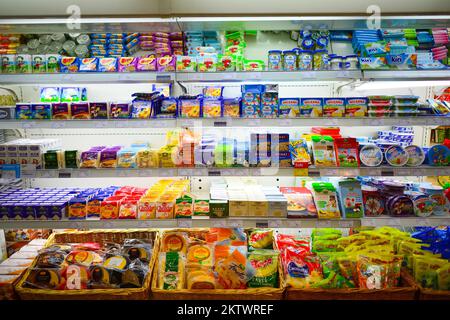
158, 251, 185, 290
247, 249, 279, 288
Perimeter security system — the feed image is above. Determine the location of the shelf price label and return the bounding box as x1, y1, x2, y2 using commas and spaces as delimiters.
213, 121, 228, 127
320, 168, 339, 176
268, 219, 282, 228
95, 121, 109, 128
317, 220, 332, 228
227, 219, 243, 228
58, 172, 71, 178
338, 220, 354, 228
287, 220, 302, 228
51, 122, 66, 129
211, 219, 227, 228
177, 219, 192, 228
362, 168, 382, 176
22, 122, 36, 129
208, 170, 222, 176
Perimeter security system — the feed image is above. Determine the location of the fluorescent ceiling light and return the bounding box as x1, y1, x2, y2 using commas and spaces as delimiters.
177, 15, 450, 22
355, 80, 450, 91
0, 18, 172, 25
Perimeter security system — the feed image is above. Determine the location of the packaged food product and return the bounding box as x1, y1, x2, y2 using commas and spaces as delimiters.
426, 144, 450, 166
241, 85, 263, 118
311, 182, 340, 219
311, 135, 337, 167
214, 245, 247, 289
197, 54, 217, 72
359, 144, 383, 167
118, 57, 137, 72
89, 102, 108, 119
31, 104, 51, 120
70, 102, 90, 119
78, 58, 98, 72
298, 50, 313, 70
282, 50, 297, 71
186, 268, 216, 289
216, 55, 235, 71
345, 97, 368, 117
278, 98, 300, 118
98, 57, 117, 72
361, 186, 385, 216
51, 103, 70, 119
280, 187, 317, 218
337, 179, 364, 218
268, 50, 282, 71
284, 248, 322, 288
334, 138, 360, 167
174, 193, 194, 218
161, 232, 188, 253
202, 98, 222, 118
179, 96, 201, 118
176, 55, 197, 72
300, 98, 323, 117
158, 252, 185, 290
40, 87, 60, 103
404, 145, 425, 167
223, 98, 241, 118
323, 98, 345, 117
248, 229, 273, 250
137, 55, 156, 71
247, 250, 279, 288
385, 145, 409, 167
110, 103, 131, 119
59, 57, 79, 73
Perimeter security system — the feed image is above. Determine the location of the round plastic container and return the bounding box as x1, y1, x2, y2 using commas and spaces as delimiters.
360, 144, 383, 167
426, 144, 450, 166
313, 50, 329, 70
282, 50, 297, 71
405, 191, 435, 217
382, 181, 406, 195
386, 195, 414, 216
385, 145, 409, 167
268, 50, 282, 71
404, 145, 425, 167
344, 55, 359, 70
419, 185, 449, 216
330, 56, 342, 70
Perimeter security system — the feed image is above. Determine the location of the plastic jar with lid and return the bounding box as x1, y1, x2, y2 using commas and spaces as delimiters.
268, 50, 282, 71
282, 50, 297, 71
330, 55, 343, 70
344, 55, 359, 70
313, 50, 330, 70
297, 50, 313, 70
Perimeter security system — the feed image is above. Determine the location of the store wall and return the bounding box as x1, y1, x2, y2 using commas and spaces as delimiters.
0, 0, 449, 17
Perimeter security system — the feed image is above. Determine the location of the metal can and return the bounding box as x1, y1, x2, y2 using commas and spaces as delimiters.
27, 39, 40, 50
39, 34, 52, 45
62, 40, 76, 55
49, 41, 64, 54
36, 45, 50, 54
74, 44, 89, 58
76, 34, 91, 45
51, 33, 66, 43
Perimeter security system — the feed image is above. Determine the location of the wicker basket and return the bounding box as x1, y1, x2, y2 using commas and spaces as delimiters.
402, 269, 450, 300
15, 229, 159, 300
151, 228, 284, 300
284, 267, 418, 300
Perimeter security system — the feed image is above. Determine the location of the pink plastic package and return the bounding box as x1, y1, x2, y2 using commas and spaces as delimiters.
137, 55, 157, 71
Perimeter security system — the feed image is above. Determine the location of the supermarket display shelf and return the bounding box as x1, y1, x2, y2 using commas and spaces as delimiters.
363, 69, 450, 81
1, 216, 448, 229
1, 116, 449, 129
1, 70, 450, 85
175, 70, 362, 81
14, 166, 450, 179
0, 72, 174, 84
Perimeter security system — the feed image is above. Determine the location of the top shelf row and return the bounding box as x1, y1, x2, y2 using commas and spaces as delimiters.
2, 70, 450, 84
1, 15, 450, 33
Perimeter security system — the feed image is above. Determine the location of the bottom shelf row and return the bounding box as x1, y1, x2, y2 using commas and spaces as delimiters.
1, 226, 449, 300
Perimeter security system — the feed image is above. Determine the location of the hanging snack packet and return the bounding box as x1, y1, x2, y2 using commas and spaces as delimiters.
247, 250, 279, 288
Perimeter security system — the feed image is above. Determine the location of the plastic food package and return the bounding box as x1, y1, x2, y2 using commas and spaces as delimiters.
247, 249, 279, 288
214, 245, 248, 289
158, 252, 185, 290
248, 229, 273, 250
